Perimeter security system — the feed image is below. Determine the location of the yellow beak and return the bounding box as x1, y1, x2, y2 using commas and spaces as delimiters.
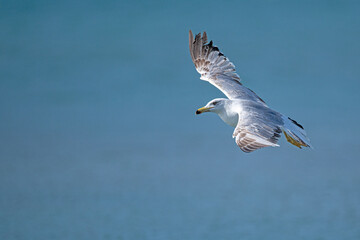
195, 106, 213, 115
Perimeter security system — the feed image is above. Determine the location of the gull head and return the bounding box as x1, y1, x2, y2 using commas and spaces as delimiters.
196, 98, 227, 115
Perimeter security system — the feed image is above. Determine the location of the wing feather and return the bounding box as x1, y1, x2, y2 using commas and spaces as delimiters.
232, 103, 284, 153
189, 30, 265, 104
233, 127, 281, 153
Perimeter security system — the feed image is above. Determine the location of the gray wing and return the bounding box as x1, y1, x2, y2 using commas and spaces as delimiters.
189, 30, 266, 105
233, 103, 284, 153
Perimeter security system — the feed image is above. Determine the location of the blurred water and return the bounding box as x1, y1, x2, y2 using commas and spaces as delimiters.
1, 0, 360, 239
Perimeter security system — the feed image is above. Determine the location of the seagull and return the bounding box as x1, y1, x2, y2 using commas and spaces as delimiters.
189, 30, 312, 153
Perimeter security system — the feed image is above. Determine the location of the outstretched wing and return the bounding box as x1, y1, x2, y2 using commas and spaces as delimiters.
232, 103, 283, 153
189, 30, 265, 105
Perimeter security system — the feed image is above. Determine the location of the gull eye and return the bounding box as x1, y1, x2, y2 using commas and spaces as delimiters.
212, 101, 218, 106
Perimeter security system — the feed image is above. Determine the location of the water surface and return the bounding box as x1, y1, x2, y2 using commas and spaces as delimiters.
1, 0, 360, 239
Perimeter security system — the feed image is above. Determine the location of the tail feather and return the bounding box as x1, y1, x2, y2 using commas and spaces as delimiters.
282, 116, 312, 149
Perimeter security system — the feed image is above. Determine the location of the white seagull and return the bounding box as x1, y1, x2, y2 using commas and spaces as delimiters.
189, 30, 312, 153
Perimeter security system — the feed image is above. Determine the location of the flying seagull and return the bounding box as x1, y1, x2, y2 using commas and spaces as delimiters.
189, 30, 312, 153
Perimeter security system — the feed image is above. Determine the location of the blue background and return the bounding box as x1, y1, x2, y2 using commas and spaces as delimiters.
1, 0, 360, 239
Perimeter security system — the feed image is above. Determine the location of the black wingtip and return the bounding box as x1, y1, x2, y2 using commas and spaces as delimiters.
288, 117, 304, 129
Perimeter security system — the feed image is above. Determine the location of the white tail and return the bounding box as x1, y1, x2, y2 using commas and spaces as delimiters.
282, 116, 312, 149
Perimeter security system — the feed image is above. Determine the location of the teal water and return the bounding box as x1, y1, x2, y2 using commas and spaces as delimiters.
1, 0, 360, 239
